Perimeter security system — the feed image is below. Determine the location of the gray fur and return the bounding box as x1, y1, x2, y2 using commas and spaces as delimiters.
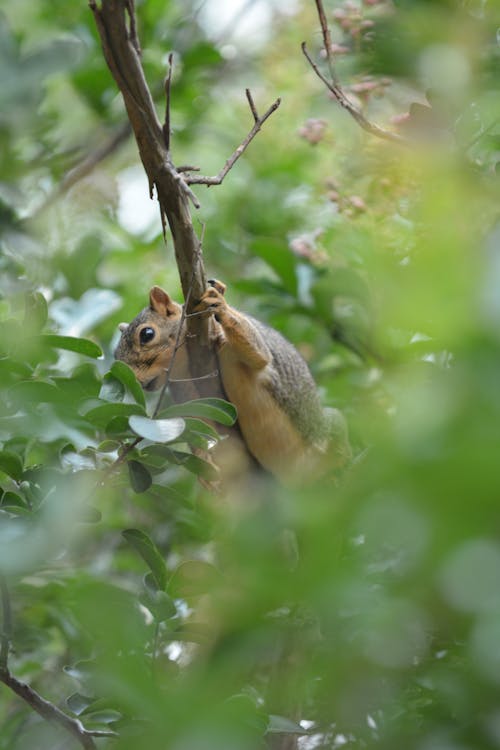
246, 315, 329, 446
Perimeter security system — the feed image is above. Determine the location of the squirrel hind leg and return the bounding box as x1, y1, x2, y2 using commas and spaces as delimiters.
207, 279, 227, 295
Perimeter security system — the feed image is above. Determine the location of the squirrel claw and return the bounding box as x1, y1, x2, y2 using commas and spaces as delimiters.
207, 279, 227, 295
194, 285, 227, 316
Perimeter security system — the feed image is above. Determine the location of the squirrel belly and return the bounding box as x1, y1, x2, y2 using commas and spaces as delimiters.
211, 311, 330, 483
216, 344, 316, 483
114, 281, 347, 484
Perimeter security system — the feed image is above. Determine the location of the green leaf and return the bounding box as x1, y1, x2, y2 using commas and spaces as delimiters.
135, 447, 175, 474
97, 440, 121, 453
0, 451, 23, 481
224, 694, 269, 736
8, 380, 63, 405
183, 418, 220, 442
168, 560, 221, 601
180, 418, 222, 451
24, 291, 48, 332
109, 360, 145, 407
104, 416, 134, 437
77, 506, 102, 524
180, 453, 219, 481
83, 402, 145, 429
50, 288, 121, 337
141, 581, 177, 622
183, 41, 223, 69
66, 693, 95, 717
129, 415, 186, 443
61, 451, 95, 472
0, 358, 32, 384
63, 660, 98, 686
267, 715, 306, 735
80, 709, 122, 725
76, 696, 122, 719
250, 237, 297, 294
127, 460, 152, 493
0, 491, 28, 512
122, 528, 167, 591
166, 449, 220, 481
99, 376, 125, 403
40, 335, 102, 359
162, 398, 237, 426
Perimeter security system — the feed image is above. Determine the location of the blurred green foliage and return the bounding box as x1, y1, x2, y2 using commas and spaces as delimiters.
1, 0, 500, 748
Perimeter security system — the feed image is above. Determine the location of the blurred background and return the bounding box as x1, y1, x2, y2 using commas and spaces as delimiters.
0, 0, 500, 748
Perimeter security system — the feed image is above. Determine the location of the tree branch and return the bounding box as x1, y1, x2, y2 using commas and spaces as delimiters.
0, 575, 114, 749
0, 669, 116, 748
90, 0, 204, 294
303, 0, 408, 146
186, 92, 281, 185
89, 0, 220, 405
313, 0, 338, 86
163, 52, 174, 152
90, 0, 279, 414
0, 574, 12, 669
152, 224, 207, 417
302, 42, 407, 145
99, 228, 210, 481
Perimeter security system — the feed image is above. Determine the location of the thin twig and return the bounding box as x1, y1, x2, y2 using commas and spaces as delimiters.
162, 162, 201, 209
0, 669, 117, 748
125, 0, 141, 56
0, 576, 114, 749
0, 573, 12, 669
301, 42, 407, 145
314, 0, 338, 85
245, 89, 259, 124
176, 164, 200, 173
152, 225, 205, 418
186, 94, 281, 185
163, 53, 174, 151
101, 437, 142, 480
169, 370, 219, 383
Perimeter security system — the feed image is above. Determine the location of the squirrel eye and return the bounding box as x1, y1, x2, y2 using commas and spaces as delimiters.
139, 327, 155, 345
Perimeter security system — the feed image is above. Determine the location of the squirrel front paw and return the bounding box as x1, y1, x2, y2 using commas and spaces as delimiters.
207, 279, 226, 296
194, 282, 228, 319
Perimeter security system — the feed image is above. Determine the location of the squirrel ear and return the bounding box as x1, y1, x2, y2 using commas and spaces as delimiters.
149, 286, 180, 317
118, 322, 129, 332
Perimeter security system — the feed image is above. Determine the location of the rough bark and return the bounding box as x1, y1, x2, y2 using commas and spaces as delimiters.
90, 0, 223, 399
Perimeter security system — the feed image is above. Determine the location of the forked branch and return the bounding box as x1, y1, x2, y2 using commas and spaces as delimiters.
185, 91, 281, 186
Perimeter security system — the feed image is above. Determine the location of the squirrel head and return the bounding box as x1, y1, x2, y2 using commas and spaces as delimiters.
114, 286, 183, 390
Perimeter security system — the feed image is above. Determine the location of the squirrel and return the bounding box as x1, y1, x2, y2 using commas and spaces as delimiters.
114, 280, 351, 484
